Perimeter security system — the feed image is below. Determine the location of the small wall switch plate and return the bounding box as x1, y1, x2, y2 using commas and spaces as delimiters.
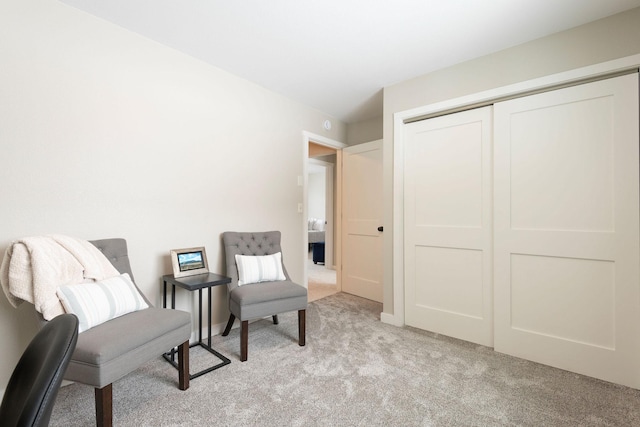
297, 175, 303, 186
297, 203, 303, 213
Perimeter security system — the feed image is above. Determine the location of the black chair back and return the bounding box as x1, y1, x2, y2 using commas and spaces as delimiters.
0, 313, 79, 427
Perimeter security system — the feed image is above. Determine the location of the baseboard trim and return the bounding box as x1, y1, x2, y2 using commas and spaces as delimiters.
380, 311, 403, 327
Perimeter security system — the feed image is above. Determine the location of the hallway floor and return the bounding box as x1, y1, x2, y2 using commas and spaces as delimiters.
307, 250, 337, 302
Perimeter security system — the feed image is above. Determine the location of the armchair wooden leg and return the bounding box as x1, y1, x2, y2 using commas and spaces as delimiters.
178, 340, 189, 390
272, 314, 279, 325
95, 384, 112, 427
298, 310, 306, 346
241, 320, 248, 362
222, 314, 235, 336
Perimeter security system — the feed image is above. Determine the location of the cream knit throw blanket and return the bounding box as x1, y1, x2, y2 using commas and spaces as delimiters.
0, 235, 120, 320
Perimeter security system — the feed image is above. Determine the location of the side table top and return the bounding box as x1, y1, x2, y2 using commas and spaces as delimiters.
163, 272, 231, 291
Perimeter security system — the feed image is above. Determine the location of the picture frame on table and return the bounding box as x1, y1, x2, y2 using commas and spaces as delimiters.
170, 247, 209, 278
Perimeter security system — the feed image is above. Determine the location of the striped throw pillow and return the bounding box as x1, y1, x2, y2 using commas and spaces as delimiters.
56, 273, 148, 333
235, 252, 286, 286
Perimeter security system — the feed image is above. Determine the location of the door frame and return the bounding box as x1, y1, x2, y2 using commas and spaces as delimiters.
389, 53, 640, 327
302, 131, 347, 289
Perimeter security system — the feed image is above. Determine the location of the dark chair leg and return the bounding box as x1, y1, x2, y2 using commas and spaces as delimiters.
241, 320, 249, 362
298, 310, 306, 346
222, 314, 236, 336
178, 340, 189, 390
272, 314, 279, 325
95, 384, 112, 427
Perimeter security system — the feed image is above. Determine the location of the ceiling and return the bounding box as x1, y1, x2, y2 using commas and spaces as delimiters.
59, 0, 640, 124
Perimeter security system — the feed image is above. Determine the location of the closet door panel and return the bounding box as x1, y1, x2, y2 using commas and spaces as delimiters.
493, 73, 640, 388
404, 106, 493, 347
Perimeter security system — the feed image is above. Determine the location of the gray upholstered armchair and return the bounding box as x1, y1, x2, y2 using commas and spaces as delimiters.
68, 239, 191, 427
222, 231, 307, 361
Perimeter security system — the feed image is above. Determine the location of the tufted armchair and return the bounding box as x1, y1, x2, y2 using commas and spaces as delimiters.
221, 231, 307, 361
71, 239, 190, 427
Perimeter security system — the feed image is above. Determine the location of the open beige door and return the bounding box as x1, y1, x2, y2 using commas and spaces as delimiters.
342, 140, 383, 302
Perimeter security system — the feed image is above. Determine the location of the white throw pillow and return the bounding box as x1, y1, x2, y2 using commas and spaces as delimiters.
235, 252, 286, 286
56, 273, 149, 333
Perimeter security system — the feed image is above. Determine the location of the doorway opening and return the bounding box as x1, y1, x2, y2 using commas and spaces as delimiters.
307, 156, 337, 302
302, 132, 347, 302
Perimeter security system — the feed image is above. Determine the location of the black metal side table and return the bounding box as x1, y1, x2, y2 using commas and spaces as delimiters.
162, 272, 231, 379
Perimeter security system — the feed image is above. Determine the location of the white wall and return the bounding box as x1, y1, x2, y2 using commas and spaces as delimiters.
381, 7, 640, 314
0, 0, 346, 393
346, 116, 383, 145
308, 171, 326, 221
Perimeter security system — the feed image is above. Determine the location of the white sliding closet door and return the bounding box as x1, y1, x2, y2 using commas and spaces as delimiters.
493, 74, 640, 388
404, 106, 493, 347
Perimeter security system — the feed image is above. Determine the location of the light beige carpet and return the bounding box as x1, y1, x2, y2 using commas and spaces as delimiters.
307, 251, 337, 302
49, 293, 640, 426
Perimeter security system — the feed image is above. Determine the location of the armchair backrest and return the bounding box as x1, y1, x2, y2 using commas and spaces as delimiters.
222, 231, 291, 291
89, 238, 152, 306
89, 238, 134, 280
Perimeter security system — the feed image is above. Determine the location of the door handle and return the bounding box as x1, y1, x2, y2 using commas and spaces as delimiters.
377, 226, 384, 232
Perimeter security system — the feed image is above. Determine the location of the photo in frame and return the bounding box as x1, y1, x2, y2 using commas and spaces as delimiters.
170, 247, 209, 278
